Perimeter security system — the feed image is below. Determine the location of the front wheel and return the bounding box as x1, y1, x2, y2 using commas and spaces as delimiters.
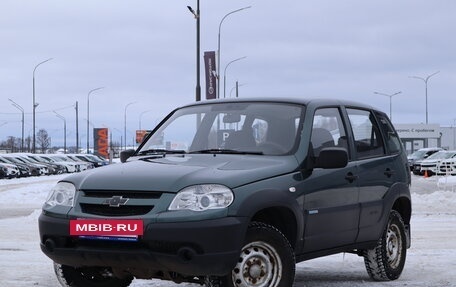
363, 210, 407, 281
53, 263, 133, 287
207, 222, 296, 287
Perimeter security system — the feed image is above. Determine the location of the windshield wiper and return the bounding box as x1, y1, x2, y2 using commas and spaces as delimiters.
138, 149, 187, 155
189, 149, 263, 155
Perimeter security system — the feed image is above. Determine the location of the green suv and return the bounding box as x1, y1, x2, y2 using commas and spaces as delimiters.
39, 98, 411, 287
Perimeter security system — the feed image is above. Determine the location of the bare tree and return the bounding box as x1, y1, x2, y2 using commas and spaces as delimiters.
36, 129, 51, 154
6, 136, 20, 152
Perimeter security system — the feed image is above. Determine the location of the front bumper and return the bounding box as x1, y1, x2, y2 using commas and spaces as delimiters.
39, 212, 248, 276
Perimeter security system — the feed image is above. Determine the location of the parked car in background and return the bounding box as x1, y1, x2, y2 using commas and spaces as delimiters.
0, 164, 6, 179
65, 155, 95, 170
41, 155, 80, 173
0, 156, 31, 177
0, 162, 20, 179
11, 155, 50, 175
0, 155, 43, 176
68, 154, 108, 168
437, 157, 456, 176
24, 154, 66, 175
407, 147, 443, 171
415, 150, 456, 176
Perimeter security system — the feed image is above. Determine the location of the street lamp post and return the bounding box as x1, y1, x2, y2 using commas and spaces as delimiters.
75, 101, 79, 153
8, 99, 25, 152
224, 56, 247, 98
373, 91, 402, 121
32, 58, 53, 153
187, 1, 201, 102
124, 102, 136, 150
86, 87, 104, 154
217, 6, 251, 99
230, 83, 245, 98
54, 111, 66, 154
410, 71, 440, 124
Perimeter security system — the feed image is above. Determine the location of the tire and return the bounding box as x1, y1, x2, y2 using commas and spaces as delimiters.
363, 210, 407, 281
53, 263, 133, 287
206, 222, 295, 287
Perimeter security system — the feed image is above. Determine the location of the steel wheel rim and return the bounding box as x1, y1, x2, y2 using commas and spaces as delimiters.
232, 241, 282, 287
386, 222, 402, 269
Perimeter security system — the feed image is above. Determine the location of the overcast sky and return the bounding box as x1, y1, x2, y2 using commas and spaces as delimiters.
1, 0, 455, 147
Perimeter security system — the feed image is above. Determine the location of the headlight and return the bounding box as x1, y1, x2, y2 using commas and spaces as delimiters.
169, 184, 234, 211
44, 182, 76, 207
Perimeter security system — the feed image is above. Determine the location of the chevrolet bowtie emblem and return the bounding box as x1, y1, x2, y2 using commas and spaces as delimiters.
102, 196, 129, 207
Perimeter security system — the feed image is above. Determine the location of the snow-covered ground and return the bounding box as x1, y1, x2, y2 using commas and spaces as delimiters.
0, 174, 455, 287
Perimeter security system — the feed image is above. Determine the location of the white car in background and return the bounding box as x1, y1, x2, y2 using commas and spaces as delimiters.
67, 153, 108, 168
419, 150, 456, 176
65, 155, 94, 170
437, 156, 456, 175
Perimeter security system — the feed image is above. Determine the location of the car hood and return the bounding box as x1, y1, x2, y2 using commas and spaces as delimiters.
0, 163, 18, 169
64, 154, 299, 193
420, 159, 442, 164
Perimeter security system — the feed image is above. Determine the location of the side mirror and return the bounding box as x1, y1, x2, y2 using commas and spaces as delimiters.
120, 149, 135, 163
314, 147, 348, 169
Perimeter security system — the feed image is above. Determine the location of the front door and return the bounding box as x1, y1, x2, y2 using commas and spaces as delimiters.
300, 107, 360, 252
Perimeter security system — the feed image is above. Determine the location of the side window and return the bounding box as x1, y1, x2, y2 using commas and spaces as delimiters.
311, 108, 348, 157
375, 112, 402, 154
346, 108, 385, 159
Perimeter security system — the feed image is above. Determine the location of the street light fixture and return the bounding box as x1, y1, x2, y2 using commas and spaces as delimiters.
224, 56, 247, 98
124, 102, 137, 150
187, 1, 201, 102
86, 87, 104, 154
217, 6, 252, 99
32, 58, 53, 153
373, 91, 401, 121
8, 98, 25, 152
54, 111, 67, 154
409, 71, 440, 124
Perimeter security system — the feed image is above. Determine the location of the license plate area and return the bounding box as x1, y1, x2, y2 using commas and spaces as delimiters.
70, 219, 144, 241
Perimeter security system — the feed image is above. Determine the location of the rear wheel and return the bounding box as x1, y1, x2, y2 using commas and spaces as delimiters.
363, 210, 407, 281
54, 263, 133, 287
206, 222, 295, 287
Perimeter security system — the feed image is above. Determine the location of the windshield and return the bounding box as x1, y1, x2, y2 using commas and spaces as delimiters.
409, 150, 427, 159
138, 102, 305, 156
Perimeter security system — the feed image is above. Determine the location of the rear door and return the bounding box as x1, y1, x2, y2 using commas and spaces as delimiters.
345, 109, 402, 242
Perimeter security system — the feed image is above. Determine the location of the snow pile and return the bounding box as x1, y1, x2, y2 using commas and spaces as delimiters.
413, 189, 456, 215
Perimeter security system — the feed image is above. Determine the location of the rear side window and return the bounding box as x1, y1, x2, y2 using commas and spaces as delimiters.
346, 109, 385, 159
375, 112, 402, 154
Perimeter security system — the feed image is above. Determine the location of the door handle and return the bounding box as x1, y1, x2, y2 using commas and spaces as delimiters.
345, 172, 358, 183
384, 168, 395, 178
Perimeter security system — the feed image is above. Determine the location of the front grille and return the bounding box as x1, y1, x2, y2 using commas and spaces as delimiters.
80, 203, 154, 216
83, 190, 162, 199
78, 189, 163, 217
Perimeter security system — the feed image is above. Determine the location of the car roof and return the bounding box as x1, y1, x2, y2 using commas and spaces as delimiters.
180, 97, 376, 111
